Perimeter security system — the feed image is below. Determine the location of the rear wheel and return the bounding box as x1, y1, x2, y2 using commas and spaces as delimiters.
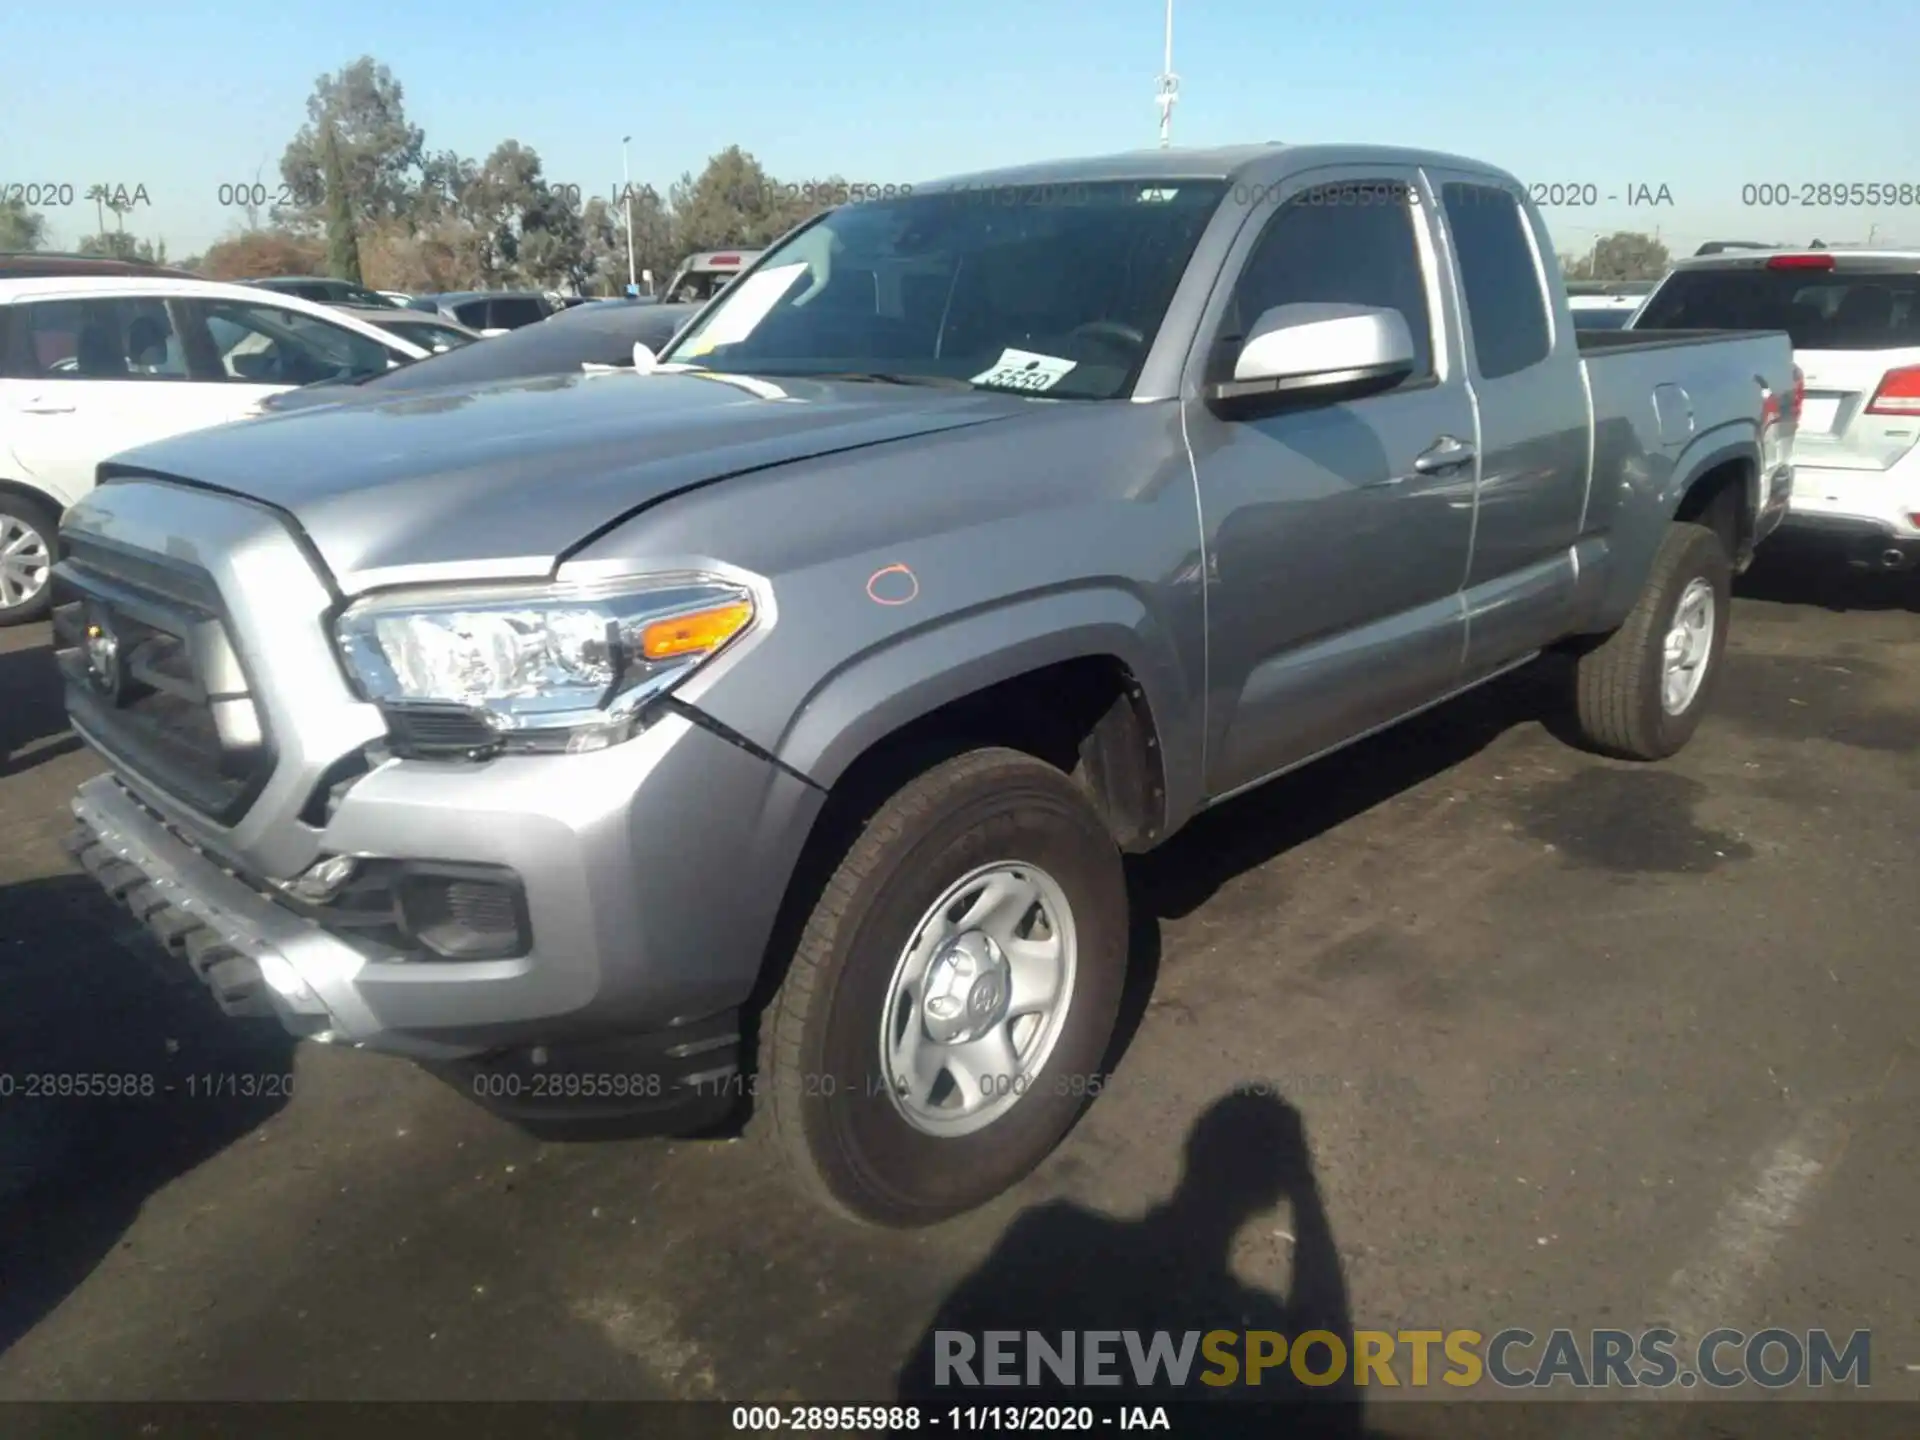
0, 493, 58, 626
1570, 521, 1731, 760
759, 748, 1127, 1226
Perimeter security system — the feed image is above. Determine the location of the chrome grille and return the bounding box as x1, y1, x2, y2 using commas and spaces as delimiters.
52, 535, 273, 826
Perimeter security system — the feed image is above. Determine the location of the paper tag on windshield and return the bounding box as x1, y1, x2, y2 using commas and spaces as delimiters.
971, 349, 1077, 393
678, 262, 808, 358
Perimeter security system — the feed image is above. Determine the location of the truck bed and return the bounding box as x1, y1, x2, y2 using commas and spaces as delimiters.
1575, 327, 1783, 354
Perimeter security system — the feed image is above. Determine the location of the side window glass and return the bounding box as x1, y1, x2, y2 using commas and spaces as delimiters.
454, 301, 490, 328
21, 297, 188, 380
1439, 183, 1551, 379
1222, 179, 1435, 383
198, 301, 393, 385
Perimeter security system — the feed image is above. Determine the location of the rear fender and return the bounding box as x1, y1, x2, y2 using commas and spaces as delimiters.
1591, 426, 1757, 627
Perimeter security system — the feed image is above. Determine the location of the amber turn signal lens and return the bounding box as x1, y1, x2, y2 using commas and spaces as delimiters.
638, 601, 753, 661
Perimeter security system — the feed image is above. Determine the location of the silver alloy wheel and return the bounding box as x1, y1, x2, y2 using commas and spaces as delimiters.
0, 510, 51, 611
1661, 576, 1716, 715
879, 861, 1079, 1138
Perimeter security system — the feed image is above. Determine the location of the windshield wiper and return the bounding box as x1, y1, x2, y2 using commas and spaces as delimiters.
806, 370, 976, 389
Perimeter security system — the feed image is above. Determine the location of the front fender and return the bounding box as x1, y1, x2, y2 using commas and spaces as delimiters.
769, 585, 1201, 834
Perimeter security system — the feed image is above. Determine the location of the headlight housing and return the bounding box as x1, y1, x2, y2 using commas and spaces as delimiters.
334, 573, 756, 754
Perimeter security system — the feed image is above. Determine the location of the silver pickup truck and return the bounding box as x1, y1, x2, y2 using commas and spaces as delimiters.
54, 144, 1797, 1226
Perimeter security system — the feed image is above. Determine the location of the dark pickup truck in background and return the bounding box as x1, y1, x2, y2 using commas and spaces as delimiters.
55, 143, 1797, 1225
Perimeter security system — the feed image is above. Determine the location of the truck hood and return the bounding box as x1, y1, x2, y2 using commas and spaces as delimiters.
104, 369, 1025, 594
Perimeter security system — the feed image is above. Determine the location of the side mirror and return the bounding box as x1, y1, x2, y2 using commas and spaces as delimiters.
1208, 303, 1415, 417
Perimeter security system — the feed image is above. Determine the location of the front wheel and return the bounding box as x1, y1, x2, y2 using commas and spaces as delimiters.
759, 748, 1128, 1226
0, 492, 59, 626
1569, 521, 1732, 760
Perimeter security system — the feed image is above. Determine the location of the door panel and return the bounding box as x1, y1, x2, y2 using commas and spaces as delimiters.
1184, 167, 1477, 797
0, 297, 222, 505
1427, 170, 1590, 673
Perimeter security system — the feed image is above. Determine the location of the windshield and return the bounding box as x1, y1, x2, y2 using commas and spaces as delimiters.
660, 180, 1228, 399
1636, 267, 1920, 349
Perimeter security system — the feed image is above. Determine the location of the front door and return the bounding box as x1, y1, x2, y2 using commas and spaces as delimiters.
1186, 169, 1479, 796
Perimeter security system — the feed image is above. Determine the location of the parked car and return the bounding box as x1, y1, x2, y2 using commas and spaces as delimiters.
1, 252, 203, 282
1632, 249, 1919, 571
1568, 282, 1654, 331
245, 275, 406, 309
0, 274, 430, 622
259, 298, 699, 413
54, 144, 1796, 1225
405, 291, 554, 336
660, 250, 763, 303
333, 304, 480, 355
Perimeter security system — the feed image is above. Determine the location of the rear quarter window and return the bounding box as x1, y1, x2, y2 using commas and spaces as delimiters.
1440, 183, 1552, 379
488, 297, 547, 329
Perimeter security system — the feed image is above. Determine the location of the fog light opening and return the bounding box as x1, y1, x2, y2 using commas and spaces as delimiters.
286, 853, 359, 903
396, 867, 531, 961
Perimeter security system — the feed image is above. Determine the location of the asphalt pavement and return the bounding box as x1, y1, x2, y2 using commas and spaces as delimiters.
1, 551, 1915, 1420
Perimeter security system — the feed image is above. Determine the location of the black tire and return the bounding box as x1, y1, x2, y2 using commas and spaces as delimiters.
1571, 521, 1731, 760
0, 491, 59, 626
759, 747, 1128, 1227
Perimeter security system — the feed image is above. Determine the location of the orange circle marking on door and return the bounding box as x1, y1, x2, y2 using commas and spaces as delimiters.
866, 563, 920, 606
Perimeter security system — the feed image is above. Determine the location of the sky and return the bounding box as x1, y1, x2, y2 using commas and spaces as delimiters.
2, 0, 1915, 260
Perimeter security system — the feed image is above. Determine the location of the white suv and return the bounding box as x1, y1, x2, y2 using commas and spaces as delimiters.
1633, 250, 1920, 573
0, 274, 430, 623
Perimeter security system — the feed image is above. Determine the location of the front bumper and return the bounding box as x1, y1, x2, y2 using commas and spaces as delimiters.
65, 704, 824, 1071
53, 475, 826, 1124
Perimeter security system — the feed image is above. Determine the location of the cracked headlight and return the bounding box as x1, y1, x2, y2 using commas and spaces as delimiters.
334, 574, 756, 753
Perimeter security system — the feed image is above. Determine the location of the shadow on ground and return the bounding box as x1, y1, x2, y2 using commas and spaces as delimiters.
1098, 658, 1565, 1072
897, 1090, 1381, 1436
0, 642, 79, 778
0, 874, 296, 1356
1736, 545, 1920, 614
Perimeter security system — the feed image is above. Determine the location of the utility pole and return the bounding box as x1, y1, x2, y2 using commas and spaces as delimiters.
621, 136, 638, 297
1155, 0, 1179, 148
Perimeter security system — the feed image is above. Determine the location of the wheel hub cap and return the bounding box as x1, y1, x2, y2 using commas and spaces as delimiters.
0, 514, 51, 611
1661, 576, 1716, 716
877, 860, 1079, 1139
921, 931, 1011, 1045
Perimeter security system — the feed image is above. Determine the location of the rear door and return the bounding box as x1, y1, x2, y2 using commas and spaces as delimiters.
0, 293, 205, 505
1636, 257, 1920, 482
1428, 173, 1592, 671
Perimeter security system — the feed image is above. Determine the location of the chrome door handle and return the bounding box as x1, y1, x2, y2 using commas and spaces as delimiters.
1413, 436, 1476, 474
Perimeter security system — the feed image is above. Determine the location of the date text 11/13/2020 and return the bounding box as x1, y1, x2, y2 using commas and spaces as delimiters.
467, 1069, 1163, 1104
730, 1404, 1174, 1432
